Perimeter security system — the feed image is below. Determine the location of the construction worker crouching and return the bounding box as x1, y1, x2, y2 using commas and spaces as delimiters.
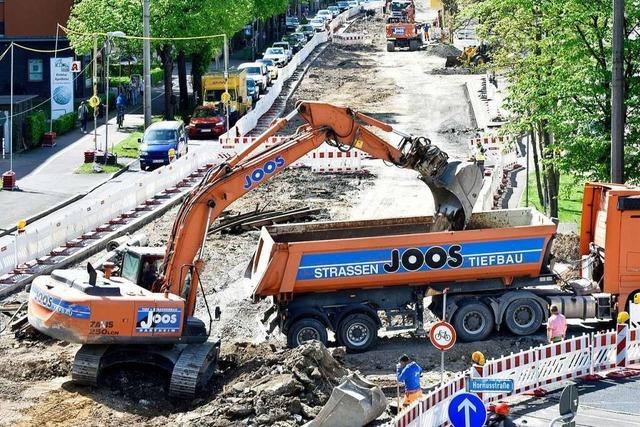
396, 354, 423, 406
474, 141, 486, 174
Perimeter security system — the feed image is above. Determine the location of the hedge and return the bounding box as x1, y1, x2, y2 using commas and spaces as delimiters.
52, 112, 76, 136
25, 111, 47, 148
108, 68, 164, 88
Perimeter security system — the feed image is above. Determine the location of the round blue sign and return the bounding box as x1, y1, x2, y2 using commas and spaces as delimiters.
447, 392, 486, 427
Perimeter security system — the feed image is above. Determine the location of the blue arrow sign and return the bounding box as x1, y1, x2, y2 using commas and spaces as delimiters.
448, 392, 486, 427
468, 378, 514, 394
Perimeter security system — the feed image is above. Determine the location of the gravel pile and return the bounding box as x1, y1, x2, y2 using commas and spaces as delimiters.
425, 43, 462, 58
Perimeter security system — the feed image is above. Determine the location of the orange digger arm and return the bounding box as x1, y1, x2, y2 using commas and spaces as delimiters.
157, 101, 479, 317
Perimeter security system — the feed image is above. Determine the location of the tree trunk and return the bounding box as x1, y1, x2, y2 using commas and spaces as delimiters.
177, 51, 189, 114
158, 44, 174, 120
536, 125, 549, 213
530, 126, 544, 206
191, 53, 204, 105
540, 125, 559, 218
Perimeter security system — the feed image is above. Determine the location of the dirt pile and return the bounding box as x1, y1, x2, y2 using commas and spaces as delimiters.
425, 43, 461, 58
180, 341, 349, 426
552, 232, 580, 262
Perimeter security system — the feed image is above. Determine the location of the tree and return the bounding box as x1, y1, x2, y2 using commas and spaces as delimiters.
466, 0, 640, 216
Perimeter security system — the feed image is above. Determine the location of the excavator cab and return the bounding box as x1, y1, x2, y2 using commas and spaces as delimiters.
119, 246, 164, 291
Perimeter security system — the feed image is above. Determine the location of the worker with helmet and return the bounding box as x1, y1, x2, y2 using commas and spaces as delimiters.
486, 402, 516, 427
474, 141, 486, 173
396, 354, 423, 406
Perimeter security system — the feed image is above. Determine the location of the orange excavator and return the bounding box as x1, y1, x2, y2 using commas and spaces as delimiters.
27, 101, 482, 398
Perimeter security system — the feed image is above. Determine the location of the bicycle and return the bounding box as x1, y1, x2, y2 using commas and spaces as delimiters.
435, 329, 451, 341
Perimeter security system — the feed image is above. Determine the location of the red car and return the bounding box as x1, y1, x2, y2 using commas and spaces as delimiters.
188, 104, 227, 138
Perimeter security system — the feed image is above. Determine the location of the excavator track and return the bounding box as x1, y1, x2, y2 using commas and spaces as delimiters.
169, 341, 220, 399
72, 345, 110, 386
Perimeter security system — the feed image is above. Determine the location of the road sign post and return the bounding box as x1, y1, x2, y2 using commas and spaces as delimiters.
431, 290, 457, 385
448, 392, 486, 427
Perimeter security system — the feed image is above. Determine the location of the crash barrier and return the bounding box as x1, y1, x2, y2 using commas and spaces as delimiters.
217, 136, 310, 168
333, 32, 371, 45
0, 8, 372, 276
390, 327, 640, 427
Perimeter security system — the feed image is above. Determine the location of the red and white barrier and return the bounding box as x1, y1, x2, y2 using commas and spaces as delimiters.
311, 146, 363, 173
333, 32, 371, 45
389, 326, 640, 427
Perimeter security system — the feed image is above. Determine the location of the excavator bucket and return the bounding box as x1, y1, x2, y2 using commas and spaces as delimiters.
445, 55, 462, 67
421, 160, 483, 230
306, 372, 388, 427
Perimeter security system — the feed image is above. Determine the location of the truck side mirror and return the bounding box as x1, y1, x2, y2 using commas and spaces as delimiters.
137, 138, 142, 143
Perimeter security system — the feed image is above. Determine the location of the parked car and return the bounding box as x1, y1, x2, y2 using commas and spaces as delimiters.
316, 9, 333, 22
337, 1, 350, 11
296, 24, 315, 40
272, 41, 293, 61
238, 62, 269, 93
285, 16, 300, 31
263, 47, 288, 67
139, 121, 188, 170
246, 78, 259, 103
347, 0, 359, 6
328, 5, 341, 17
187, 104, 228, 139
256, 58, 278, 80
310, 17, 326, 32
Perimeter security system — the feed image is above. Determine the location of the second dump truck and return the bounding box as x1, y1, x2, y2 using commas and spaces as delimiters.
252, 183, 639, 352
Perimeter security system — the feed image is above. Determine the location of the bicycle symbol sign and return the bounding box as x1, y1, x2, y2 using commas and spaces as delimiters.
430, 321, 456, 351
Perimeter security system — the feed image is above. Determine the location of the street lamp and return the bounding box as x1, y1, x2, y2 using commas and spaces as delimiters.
103, 31, 126, 164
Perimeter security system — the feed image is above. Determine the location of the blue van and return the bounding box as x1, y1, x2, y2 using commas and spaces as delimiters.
138, 121, 188, 170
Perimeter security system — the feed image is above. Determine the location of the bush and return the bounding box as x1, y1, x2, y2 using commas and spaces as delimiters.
52, 112, 77, 136
108, 68, 164, 88
25, 111, 47, 148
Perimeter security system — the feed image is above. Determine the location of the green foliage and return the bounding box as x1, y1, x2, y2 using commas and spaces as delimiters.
75, 162, 124, 174
24, 111, 47, 148
523, 172, 584, 224
52, 112, 77, 136
468, 0, 640, 183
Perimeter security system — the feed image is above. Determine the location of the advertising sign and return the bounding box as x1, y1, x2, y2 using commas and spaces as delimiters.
50, 57, 74, 120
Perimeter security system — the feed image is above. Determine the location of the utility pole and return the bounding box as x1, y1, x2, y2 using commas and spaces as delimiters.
611, 0, 624, 183
143, 0, 152, 129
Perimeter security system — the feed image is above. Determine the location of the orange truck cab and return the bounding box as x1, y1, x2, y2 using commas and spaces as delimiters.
249, 185, 637, 352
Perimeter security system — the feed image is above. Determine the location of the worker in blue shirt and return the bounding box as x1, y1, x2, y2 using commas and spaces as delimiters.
396, 354, 423, 406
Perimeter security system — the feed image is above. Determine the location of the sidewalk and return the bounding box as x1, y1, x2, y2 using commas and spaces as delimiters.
0, 113, 144, 231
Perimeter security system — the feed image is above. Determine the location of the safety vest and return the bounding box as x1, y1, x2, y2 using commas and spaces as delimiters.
475, 147, 486, 161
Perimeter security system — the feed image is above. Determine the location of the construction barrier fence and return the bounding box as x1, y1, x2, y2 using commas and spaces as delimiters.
390, 325, 640, 427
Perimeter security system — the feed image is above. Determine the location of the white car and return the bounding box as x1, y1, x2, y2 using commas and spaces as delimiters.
317, 9, 333, 21
310, 17, 326, 32
272, 41, 293, 62
263, 47, 288, 67
327, 5, 341, 17
238, 62, 269, 94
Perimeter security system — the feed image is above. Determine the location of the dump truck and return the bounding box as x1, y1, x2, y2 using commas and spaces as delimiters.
202, 70, 252, 119
252, 182, 640, 352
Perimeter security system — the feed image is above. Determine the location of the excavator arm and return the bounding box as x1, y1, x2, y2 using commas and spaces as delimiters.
157, 101, 482, 317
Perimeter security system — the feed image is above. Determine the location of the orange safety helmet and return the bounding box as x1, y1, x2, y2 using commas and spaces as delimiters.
471, 351, 486, 366
494, 402, 510, 416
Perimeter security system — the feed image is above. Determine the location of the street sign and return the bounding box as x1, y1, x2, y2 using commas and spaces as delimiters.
559, 383, 579, 424
430, 321, 457, 351
221, 91, 231, 104
71, 61, 82, 73
468, 378, 514, 394
88, 96, 101, 109
448, 392, 486, 427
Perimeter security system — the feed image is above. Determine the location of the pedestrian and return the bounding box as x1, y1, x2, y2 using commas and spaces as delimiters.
77, 100, 89, 133
474, 141, 486, 173
396, 354, 422, 407
547, 305, 567, 343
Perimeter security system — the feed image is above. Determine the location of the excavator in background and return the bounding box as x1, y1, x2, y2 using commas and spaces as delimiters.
445, 42, 492, 67
27, 101, 483, 398
384, 0, 427, 52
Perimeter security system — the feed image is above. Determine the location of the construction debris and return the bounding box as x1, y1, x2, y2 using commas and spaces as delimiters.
178, 341, 351, 426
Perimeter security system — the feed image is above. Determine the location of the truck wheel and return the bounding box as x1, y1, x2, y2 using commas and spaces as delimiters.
409, 40, 419, 51
452, 301, 494, 342
287, 318, 328, 348
337, 313, 378, 352
504, 299, 543, 336
386, 41, 395, 52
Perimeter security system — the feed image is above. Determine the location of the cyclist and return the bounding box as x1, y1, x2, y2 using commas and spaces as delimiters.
116, 92, 127, 128
396, 354, 423, 407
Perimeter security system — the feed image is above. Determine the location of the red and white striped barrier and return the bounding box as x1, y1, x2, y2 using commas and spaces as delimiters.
389, 326, 640, 427
217, 136, 311, 168
333, 32, 371, 45
311, 146, 363, 173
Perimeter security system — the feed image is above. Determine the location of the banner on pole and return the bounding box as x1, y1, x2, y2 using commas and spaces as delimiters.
50, 57, 74, 120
